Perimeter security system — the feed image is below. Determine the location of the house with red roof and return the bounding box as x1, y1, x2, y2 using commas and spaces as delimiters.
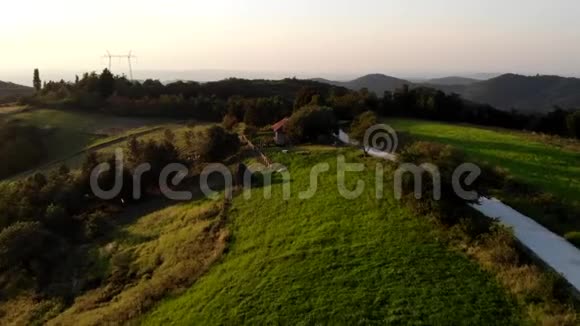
272, 117, 289, 145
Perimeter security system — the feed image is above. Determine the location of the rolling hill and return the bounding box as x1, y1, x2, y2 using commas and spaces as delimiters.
0, 81, 33, 98
312, 74, 411, 95
315, 73, 580, 113
437, 74, 580, 113
424, 76, 480, 86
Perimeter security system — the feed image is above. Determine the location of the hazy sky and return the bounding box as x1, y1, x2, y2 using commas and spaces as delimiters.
3, 0, 580, 83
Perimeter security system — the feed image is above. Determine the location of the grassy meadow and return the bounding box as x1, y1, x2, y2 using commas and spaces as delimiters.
389, 119, 580, 202
389, 118, 580, 237
6, 108, 170, 159
2, 108, 205, 179
144, 148, 522, 324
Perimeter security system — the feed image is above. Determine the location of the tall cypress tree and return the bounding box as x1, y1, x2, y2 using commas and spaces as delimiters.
33, 69, 41, 92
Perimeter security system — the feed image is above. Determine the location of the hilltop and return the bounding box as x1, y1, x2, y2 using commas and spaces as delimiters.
424, 76, 480, 86
312, 74, 411, 95
315, 73, 580, 113
438, 74, 580, 112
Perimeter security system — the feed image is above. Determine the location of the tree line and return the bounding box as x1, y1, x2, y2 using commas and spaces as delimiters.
26, 69, 580, 139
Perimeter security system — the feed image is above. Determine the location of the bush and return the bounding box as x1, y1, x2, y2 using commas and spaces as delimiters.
349, 111, 378, 144
286, 105, 338, 143
397, 141, 490, 225
222, 114, 238, 130
81, 211, 113, 240
192, 126, 241, 162
242, 125, 257, 139
0, 222, 60, 271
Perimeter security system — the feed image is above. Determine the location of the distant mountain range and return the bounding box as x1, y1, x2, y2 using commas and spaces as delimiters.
313, 73, 580, 113
423, 76, 480, 86
312, 74, 410, 96
0, 81, 33, 98
437, 74, 580, 113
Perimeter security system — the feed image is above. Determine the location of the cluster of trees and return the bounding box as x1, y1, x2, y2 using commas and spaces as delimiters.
286, 106, 338, 143
25, 70, 342, 123
379, 86, 580, 139
0, 125, 240, 302
0, 162, 112, 296
106, 95, 225, 120
27, 69, 580, 139
225, 96, 292, 127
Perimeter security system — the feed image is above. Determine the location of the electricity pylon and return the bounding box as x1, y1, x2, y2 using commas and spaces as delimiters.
103, 50, 137, 80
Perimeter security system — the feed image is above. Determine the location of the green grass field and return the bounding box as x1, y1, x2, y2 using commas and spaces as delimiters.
2, 108, 202, 179
6, 108, 172, 161
388, 118, 580, 237
144, 148, 521, 324
388, 119, 580, 203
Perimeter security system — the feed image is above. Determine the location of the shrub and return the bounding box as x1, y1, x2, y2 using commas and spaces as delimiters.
0, 222, 60, 272
81, 211, 113, 240
242, 125, 257, 139
349, 111, 378, 144
397, 141, 490, 225
222, 114, 238, 130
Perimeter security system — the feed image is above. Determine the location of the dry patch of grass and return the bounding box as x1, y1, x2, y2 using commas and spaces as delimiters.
445, 220, 578, 325
0, 105, 26, 115
42, 199, 230, 326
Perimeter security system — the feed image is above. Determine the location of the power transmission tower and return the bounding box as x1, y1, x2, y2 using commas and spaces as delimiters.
102, 50, 137, 80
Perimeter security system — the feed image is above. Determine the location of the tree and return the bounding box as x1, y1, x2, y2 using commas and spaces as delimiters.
194, 126, 241, 162
350, 111, 378, 153
286, 106, 338, 143
294, 86, 321, 111
566, 111, 580, 139
33, 69, 42, 92
98, 68, 115, 98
